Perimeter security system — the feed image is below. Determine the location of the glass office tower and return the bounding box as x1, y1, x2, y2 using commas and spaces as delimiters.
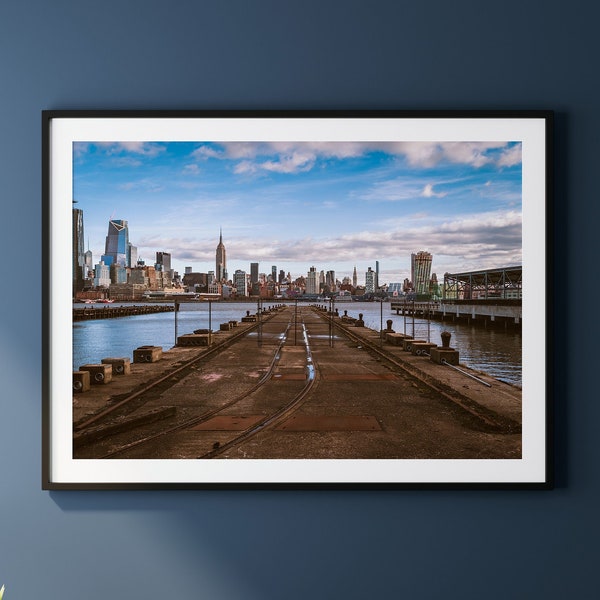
101, 219, 129, 267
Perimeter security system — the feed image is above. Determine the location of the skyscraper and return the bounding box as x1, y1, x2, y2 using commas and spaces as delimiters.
234, 269, 247, 296
73, 207, 85, 294
101, 219, 129, 267
365, 267, 376, 293
411, 251, 433, 295
250, 262, 259, 283
215, 229, 227, 281
156, 251, 171, 272
306, 266, 319, 295
352, 266, 357, 288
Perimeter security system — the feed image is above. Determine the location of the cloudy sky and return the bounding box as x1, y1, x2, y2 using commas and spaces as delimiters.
73, 140, 522, 285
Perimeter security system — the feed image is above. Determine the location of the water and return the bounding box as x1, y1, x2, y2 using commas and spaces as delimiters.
73, 300, 522, 387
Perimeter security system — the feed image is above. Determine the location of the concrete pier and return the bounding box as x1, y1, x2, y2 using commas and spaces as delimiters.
73, 304, 175, 321
72, 304, 521, 460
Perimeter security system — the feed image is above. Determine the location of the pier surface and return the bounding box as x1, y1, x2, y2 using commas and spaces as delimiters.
73, 305, 521, 460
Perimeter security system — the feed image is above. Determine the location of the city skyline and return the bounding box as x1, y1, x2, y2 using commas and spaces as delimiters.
73, 140, 522, 283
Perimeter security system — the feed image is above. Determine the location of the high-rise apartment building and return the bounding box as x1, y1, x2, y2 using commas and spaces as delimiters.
365, 267, 376, 293
101, 219, 130, 267
411, 251, 433, 295
215, 229, 227, 281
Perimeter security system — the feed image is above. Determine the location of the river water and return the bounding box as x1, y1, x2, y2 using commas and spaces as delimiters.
73, 301, 522, 386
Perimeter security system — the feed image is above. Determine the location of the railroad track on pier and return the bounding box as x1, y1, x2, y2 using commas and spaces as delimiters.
73, 308, 284, 435
74, 307, 322, 459
314, 306, 520, 433
75, 304, 518, 461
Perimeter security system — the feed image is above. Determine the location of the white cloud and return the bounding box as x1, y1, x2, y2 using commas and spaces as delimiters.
182, 164, 200, 175
260, 151, 315, 174
497, 143, 522, 167
421, 183, 447, 198
191, 145, 224, 160
98, 142, 166, 158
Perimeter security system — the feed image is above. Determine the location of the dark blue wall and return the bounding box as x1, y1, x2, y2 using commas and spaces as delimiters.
0, 1, 594, 597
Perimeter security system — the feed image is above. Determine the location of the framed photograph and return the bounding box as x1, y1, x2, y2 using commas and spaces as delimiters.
42, 110, 553, 489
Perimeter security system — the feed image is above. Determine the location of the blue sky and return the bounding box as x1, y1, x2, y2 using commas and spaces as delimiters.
73, 140, 522, 285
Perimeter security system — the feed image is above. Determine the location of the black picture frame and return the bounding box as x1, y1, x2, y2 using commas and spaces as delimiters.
42, 110, 553, 489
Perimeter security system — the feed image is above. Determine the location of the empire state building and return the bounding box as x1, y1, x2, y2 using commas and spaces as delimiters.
216, 229, 227, 282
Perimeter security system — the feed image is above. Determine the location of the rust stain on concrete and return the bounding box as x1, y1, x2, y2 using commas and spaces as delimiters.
276, 415, 381, 431
322, 373, 398, 381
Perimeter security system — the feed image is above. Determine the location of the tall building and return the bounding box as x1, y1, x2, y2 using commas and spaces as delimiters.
93, 261, 111, 288
306, 266, 319, 295
326, 270, 336, 291
411, 251, 433, 295
352, 265, 357, 288
271, 265, 277, 281
250, 262, 259, 283
128, 243, 137, 269
365, 267, 376, 293
234, 269, 248, 296
375, 260, 380, 290
84, 248, 93, 280
72, 207, 85, 294
215, 229, 227, 281
156, 251, 171, 272
101, 219, 130, 267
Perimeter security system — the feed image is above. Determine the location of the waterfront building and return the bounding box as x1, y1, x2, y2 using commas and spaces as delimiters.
234, 269, 248, 296
72, 207, 86, 294
207, 281, 222, 296
182, 271, 208, 292
215, 229, 227, 281
365, 267, 376, 294
388, 282, 403, 297
306, 266, 319, 295
411, 251, 433, 295
101, 219, 130, 267
129, 266, 147, 286
109, 282, 146, 301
